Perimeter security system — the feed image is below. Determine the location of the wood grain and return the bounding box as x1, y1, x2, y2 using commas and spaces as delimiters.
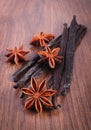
0, 0, 91, 130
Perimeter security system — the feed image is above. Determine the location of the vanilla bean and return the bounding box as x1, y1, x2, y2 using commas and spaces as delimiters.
32, 63, 49, 79
51, 24, 68, 107
52, 24, 68, 91
75, 25, 87, 47
13, 62, 50, 89
46, 76, 53, 89
13, 35, 62, 82
61, 17, 87, 95
61, 16, 79, 92
13, 55, 40, 82
13, 64, 40, 89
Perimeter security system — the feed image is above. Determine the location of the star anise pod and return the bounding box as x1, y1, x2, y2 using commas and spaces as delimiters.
5, 45, 29, 65
38, 46, 63, 69
22, 77, 56, 112
30, 32, 55, 47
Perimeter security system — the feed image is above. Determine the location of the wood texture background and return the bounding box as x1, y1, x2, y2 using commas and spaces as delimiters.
0, 0, 91, 130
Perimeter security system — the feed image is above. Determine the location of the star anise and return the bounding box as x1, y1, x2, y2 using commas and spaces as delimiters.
30, 32, 55, 47
22, 77, 56, 112
38, 46, 63, 69
5, 45, 29, 65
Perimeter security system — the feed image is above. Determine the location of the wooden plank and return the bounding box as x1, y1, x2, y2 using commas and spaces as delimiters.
0, 0, 91, 130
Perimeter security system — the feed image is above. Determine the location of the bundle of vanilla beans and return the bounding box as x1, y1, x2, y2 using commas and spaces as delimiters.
13, 16, 87, 108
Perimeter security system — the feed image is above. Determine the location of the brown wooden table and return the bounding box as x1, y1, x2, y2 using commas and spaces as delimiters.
0, 0, 91, 130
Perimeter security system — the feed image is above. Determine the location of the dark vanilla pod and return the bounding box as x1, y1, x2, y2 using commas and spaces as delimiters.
59, 16, 80, 95
52, 24, 68, 91
13, 63, 49, 89
48, 24, 68, 107
13, 64, 41, 89
13, 56, 40, 82
61, 17, 87, 95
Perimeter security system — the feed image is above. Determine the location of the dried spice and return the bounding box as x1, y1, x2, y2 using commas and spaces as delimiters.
13, 34, 62, 82
5, 45, 29, 65
52, 24, 68, 91
22, 77, 56, 112
12, 16, 87, 111
13, 16, 87, 92
13, 64, 40, 89
13, 46, 63, 89
38, 46, 63, 69
30, 32, 55, 47
13, 62, 50, 89
60, 16, 87, 95
13, 55, 40, 82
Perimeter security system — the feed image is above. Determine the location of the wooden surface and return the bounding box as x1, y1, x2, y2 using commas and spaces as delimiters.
0, 0, 91, 130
